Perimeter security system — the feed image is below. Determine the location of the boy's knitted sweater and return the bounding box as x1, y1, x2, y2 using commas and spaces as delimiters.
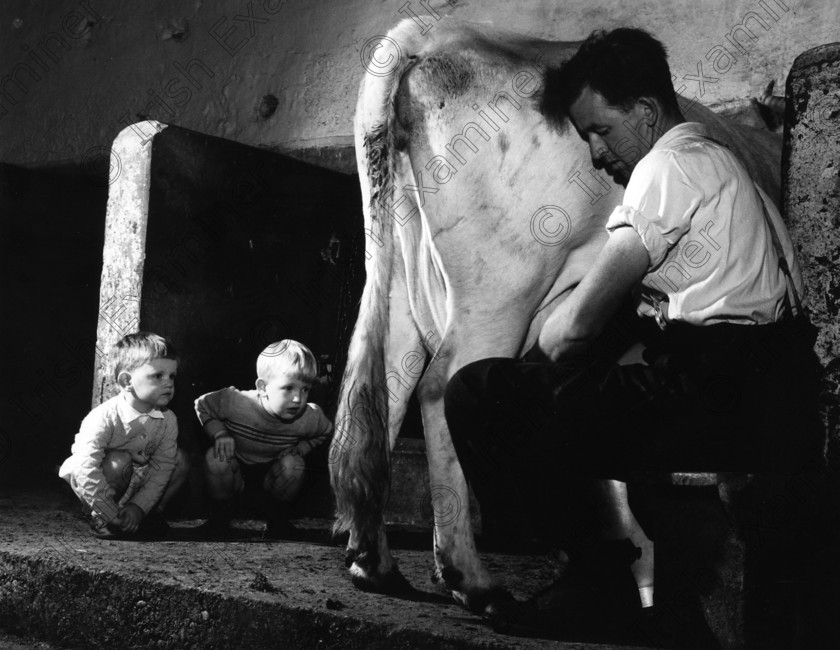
195, 387, 332, 464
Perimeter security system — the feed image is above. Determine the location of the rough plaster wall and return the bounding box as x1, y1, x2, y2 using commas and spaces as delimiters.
783, 43, 840, 454
0, 0, 839, 167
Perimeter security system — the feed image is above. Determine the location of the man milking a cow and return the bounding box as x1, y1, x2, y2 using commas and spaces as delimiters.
444, 27, 822, 640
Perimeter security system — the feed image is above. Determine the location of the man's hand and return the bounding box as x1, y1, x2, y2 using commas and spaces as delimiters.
214, 433, 235, 462
116, 503, 144, 533
538, 227, 649, 362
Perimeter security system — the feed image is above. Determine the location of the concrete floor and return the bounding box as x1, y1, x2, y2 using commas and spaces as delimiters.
0, 629, 59, 649
0, 481, 654, 650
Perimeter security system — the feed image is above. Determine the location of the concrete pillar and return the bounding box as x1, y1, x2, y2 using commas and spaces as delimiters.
92, 122, 168, 406
783, 43, 840, 466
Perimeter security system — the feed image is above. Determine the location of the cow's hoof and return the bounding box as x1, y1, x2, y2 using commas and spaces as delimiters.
483, 595, 542, 636
453, 585, 515, 615
349, 562, 414, 595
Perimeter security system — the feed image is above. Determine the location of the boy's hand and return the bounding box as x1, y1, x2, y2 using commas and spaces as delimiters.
117, 503, 144, 533
214, 434, 235, 462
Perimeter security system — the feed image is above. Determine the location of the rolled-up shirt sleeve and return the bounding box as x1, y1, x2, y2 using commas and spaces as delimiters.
606, 150, 704, 270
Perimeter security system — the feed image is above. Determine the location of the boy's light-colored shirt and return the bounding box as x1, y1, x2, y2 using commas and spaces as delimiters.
195, 387, 333, 465
58, 393, 178, 521
605, 121, 804, 326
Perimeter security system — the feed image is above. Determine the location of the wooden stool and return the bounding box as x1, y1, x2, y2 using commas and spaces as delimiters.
628, 471, 810, 649
630, 469, 832, 649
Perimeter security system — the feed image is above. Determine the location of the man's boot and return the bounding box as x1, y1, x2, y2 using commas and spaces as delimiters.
485, 538, 643, 642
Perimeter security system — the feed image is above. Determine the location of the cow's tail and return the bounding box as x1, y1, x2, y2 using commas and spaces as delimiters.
330, 21, 420, 540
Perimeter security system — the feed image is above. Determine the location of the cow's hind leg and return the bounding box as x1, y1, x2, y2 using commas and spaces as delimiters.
417, 371, 504, 612
346, 524, 410, 594
416, 330, 527, 613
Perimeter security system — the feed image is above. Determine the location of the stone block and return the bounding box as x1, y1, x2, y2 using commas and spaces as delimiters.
781, 43, 840, 649
783, 42, 840, 457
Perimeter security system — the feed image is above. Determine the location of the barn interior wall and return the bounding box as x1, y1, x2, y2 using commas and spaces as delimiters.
1, 0, 839, 170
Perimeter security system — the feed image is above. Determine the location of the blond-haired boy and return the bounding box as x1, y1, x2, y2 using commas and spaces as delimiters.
195, 340, 333, 538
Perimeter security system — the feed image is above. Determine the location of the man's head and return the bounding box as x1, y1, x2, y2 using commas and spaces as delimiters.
541, 28, 684, 186
256, 340, 318, 420
113, 332, 179, 412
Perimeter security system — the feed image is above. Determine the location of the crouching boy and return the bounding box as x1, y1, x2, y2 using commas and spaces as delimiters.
195, 340, 333, 539
59, 332, 190, 539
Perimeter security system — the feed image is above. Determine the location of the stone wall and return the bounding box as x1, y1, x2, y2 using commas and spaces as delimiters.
783, 42, 840, 472
1, 0, 839, 171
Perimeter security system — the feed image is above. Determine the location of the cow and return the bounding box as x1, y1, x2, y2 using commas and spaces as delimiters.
329, 18, 783, 614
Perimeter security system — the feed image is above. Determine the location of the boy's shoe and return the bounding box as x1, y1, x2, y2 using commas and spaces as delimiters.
264, 516, 299, 541
89, 515, 123, 540
136, 510, 170, 540
196, 516, 232, 539
264, 500, 299, 541
197, 498, 234, 539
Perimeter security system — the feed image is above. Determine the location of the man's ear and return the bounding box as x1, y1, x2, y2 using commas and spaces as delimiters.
117, 371, 133, 390
636, 97, 660, 126
256, 378, 267, 392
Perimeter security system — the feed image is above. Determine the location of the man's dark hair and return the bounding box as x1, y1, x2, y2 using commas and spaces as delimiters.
541, 28, 681, 125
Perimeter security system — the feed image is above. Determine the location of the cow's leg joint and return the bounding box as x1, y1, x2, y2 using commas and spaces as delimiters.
439, 566, 464, 590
